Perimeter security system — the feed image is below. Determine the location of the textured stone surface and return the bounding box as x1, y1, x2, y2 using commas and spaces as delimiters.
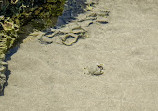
40, 0, 108, 45
0, 0, 66, 93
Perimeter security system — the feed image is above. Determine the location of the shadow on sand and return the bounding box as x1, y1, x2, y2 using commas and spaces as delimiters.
0, 46, 19, 96
1, 0, 87, 96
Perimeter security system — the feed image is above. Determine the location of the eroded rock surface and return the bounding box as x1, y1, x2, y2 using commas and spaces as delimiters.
39, 0, 109, 45
0, 0, 66, 94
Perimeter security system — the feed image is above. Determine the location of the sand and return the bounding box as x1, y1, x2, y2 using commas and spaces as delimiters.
0, 0, 158, 111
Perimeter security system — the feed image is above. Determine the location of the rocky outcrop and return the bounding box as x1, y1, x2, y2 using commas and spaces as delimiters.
0, 0, 66, 94
39, 0, 109, 46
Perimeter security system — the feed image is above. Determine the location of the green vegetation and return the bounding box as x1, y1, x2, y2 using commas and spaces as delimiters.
0, 0, 66, 93
0, 0, 66, 55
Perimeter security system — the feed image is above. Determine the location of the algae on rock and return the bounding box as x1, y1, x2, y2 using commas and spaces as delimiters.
0, 0, 66, 94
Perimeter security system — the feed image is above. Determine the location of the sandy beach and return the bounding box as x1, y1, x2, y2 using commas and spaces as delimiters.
0, 0, 158, 111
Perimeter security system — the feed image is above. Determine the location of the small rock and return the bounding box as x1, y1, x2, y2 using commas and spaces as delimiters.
39, 36, 53, 44
0, 54, 5, 60
96, 17, 108, 24
0, 66, 6, 73
0, 73, 6, 81
0, 61, 8, 65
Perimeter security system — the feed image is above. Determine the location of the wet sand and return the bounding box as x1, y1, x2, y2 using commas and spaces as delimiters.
0, 0, 158, 111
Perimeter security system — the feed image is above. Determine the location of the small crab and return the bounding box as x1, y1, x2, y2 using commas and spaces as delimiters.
84, 63, 104, 76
